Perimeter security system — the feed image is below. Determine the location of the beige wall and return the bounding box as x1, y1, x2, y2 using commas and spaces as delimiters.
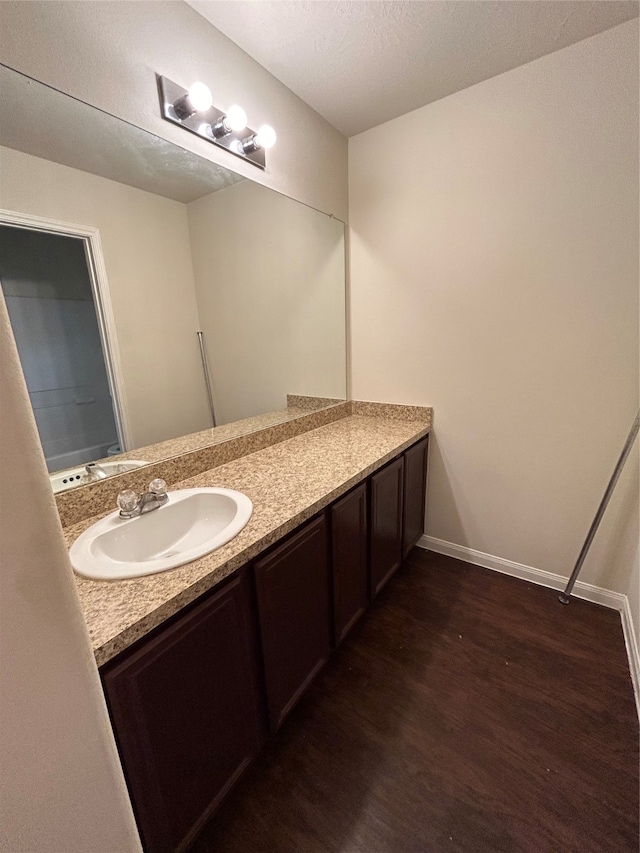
349, 22, 638, 609
0, 295, 142, 852
0, 145, 211, 449
0, 0, 348, 221
187, 181, 346, 424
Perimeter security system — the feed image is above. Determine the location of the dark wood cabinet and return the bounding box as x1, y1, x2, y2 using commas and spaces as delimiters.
369, 456, 404, 598
100, 434, 430, 850
402, 435, 429, 558
331, 482, 368, 645
254, 515, 331, 732
101, 569, 262, 853
370, 455, 405, 597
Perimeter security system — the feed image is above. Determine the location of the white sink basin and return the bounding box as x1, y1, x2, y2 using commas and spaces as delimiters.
70, 488, 253, 580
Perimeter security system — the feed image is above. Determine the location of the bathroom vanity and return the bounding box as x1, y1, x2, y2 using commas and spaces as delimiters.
3, 60, 434, 853
64, 402, 431, 853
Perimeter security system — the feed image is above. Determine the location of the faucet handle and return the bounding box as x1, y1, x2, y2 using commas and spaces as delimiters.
117, 489, 139, 514
148, 478, 167, 496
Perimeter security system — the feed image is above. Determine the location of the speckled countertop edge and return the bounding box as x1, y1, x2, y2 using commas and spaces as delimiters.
66, 408, 432, 667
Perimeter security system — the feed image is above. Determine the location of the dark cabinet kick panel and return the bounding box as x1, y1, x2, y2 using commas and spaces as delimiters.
101, 571, 262, 853
254, 515, 331, 732
331, 482, 368, 645
370, 455, 404, 597
403, 435, 429, 558
101, 434, 429, 853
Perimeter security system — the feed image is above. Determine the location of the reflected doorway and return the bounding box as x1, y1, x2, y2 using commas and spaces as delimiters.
0, 223, 125, 472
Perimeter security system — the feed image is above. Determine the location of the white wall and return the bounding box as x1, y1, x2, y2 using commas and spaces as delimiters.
0, 294, 142, 853
0, 0, 348, 221
350, 22, 639, 609
187, 180, 346, 424
0, 145, 211, 449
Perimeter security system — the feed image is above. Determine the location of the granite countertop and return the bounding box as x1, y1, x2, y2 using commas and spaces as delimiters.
106, 405, 315, 464
66, 411, 431, 667
108, 395, 342, 466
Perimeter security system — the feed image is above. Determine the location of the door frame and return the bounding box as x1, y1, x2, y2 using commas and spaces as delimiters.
0, 208, 132, 452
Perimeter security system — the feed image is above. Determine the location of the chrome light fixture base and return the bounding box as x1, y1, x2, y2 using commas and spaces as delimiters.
158, 75, 266, 170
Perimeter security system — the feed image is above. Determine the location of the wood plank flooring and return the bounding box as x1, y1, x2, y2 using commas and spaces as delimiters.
192, 550, 639, 853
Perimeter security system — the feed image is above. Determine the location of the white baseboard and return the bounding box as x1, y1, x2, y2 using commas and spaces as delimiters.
418, 535, 640, 718
621, 596, 640, 719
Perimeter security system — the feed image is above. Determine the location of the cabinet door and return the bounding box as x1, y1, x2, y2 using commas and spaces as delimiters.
331, 482, 368, 645
101, 571, 262, 853
370, 456, 404, 597
403, 435, 429, 558
254, 515, 330, 732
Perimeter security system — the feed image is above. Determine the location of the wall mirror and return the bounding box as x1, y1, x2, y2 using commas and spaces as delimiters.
0, 64, 346, 492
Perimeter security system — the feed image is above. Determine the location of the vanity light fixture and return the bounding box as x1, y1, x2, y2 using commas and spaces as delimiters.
158, 75, 275, 169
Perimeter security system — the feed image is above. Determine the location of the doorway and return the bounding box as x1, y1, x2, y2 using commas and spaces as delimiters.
0, 222, 126, 472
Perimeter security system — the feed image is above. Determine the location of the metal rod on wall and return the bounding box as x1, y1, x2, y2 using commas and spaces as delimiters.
558, 409, 640, 605
197, 331, 217, 428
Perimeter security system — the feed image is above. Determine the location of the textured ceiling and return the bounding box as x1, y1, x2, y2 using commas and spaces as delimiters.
186, 0, 639, 136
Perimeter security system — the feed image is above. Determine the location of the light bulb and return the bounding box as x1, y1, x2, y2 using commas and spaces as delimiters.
173, 81, 213, 120
255, 124, 276, 149
209, 104, 248, 139
188, 81, 213, 112
241, 123, 277, 154
225, 104, 247, 132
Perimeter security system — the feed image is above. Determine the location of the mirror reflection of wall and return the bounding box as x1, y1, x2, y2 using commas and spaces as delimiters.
189, 180, 346, 425
0, 144, 212, 452
0, 64, 347, 486
0, 226, 120, 472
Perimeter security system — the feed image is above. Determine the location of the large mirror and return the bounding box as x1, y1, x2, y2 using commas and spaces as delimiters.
0, 65, 346, 491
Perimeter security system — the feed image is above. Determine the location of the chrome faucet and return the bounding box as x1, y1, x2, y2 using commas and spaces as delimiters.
85, 462, 108, 480
117, 479, 168, 519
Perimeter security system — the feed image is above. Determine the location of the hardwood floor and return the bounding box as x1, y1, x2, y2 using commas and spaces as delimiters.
192, 550, 639, 853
